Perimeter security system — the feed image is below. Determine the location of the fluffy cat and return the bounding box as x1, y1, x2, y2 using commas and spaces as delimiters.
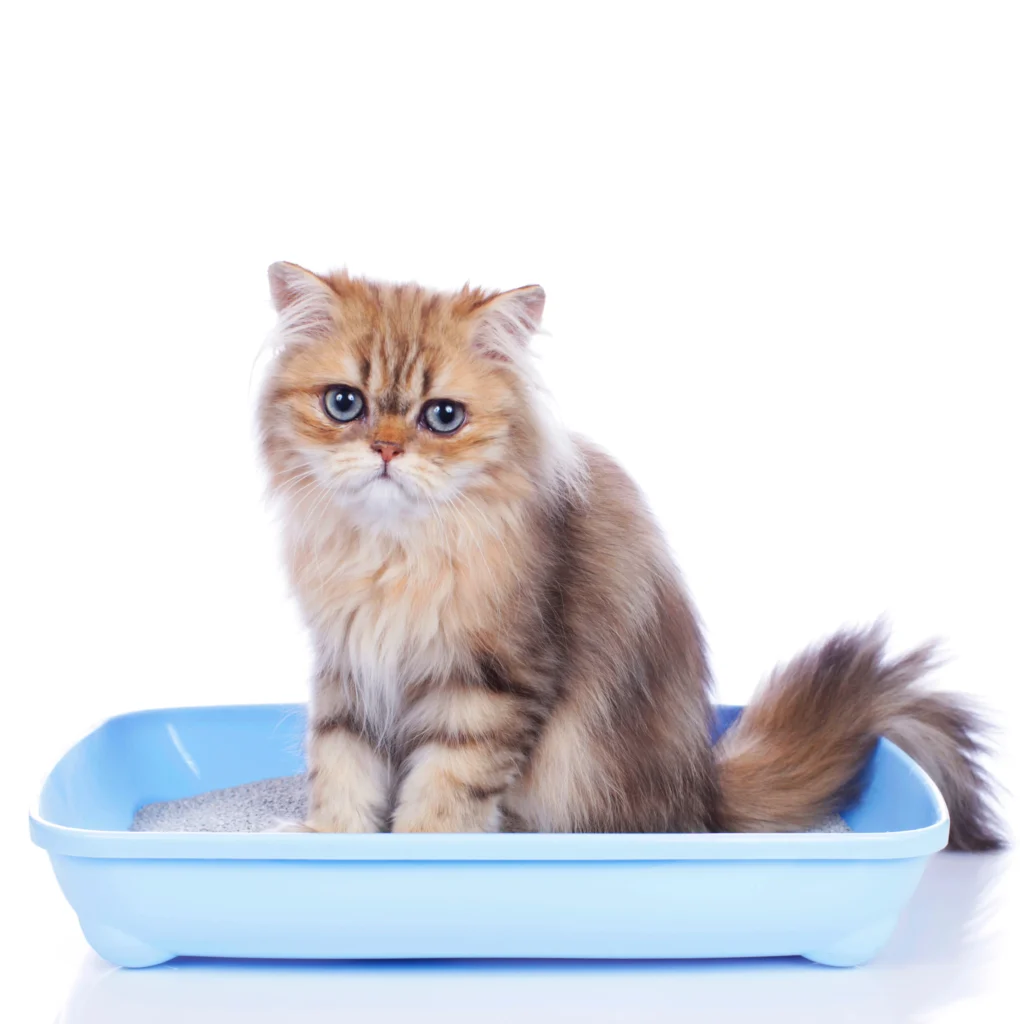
258, 261, 1002, 848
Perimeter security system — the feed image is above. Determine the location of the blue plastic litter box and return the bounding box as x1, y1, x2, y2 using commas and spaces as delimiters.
29, 702, 950, 968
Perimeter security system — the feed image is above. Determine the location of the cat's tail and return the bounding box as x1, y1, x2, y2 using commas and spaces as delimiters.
714, 623, 1004, 850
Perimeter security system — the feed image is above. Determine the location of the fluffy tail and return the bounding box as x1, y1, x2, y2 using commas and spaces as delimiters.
715, 624, 1004, 850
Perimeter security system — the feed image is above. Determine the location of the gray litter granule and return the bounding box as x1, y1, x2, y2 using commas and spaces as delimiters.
131, 776, 851, 834
131, 775, 308, 833
810, 813, 851, 834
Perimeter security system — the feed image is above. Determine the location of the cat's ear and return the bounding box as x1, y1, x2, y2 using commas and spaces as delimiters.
469, 285, 546, 362
267, 262, 340, 339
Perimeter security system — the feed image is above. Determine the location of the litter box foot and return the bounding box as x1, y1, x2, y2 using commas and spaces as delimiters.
803, 916, 899, 967
81, 923, 174, 968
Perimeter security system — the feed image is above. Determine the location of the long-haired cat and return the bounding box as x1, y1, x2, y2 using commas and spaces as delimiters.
258, 261, 1002, 848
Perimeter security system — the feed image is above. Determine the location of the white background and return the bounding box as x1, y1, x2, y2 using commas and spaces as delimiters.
1, 2, 1021, 1021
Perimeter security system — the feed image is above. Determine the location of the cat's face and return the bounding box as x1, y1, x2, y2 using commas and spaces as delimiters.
260, 264, 547, 530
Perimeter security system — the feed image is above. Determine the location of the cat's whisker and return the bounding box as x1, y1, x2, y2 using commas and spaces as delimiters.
276, 475, 325, 511
267, 470, 319, 503
423, 493, 457, 591
455, 491, 522, 585
442, 496, 504, 623
300, 480, 344, 583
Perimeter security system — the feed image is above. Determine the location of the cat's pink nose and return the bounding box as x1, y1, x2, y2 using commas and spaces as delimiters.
372, 440, 404, 464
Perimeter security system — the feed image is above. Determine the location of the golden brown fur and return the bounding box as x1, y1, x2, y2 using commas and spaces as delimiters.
258, 262, 1002, 848
716, 625, 1003, 848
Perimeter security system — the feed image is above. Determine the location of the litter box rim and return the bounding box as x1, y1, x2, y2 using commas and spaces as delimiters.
29, 702, 950, 862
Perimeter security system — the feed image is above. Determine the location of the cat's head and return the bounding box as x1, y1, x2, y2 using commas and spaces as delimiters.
259, 262, 572, 531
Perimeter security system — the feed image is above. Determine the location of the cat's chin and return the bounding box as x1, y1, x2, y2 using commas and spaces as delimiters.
337, 475, 433, 529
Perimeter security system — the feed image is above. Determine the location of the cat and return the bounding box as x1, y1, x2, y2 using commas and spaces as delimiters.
258, 261, 1002, 848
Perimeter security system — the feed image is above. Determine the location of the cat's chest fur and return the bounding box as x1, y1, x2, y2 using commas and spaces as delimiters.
288, 516, 509, 728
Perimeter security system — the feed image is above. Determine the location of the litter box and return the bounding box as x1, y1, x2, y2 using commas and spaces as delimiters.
29, 703, 949, 968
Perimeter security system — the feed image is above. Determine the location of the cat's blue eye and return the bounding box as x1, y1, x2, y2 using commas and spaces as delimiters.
323, 386, 365, 423
421, 400, 466, 434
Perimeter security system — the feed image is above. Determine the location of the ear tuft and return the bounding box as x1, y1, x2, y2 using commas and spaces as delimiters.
267, 262, 340, 340
470, 285, 546, 363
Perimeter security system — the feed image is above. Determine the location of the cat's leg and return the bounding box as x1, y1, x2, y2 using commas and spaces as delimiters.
392, 668, 546, 833
286, 675, 390, 833
300, 710, 390, 832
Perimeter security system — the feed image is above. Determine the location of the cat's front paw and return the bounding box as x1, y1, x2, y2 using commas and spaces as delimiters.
391, 802, 500, 833
269, 812, 382, 834
269, 819, 320, 834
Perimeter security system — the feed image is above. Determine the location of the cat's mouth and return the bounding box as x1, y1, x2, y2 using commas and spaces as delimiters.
344, 464, 419, 505
366, 467, 412, 496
